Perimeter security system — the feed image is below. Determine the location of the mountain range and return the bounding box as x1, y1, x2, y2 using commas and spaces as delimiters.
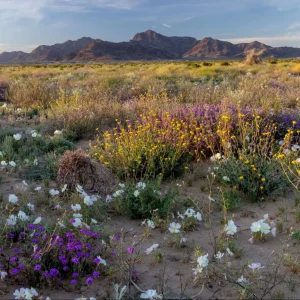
1, 30, 300, 63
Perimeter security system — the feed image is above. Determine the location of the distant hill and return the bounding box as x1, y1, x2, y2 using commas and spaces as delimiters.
1, 30, 300, 63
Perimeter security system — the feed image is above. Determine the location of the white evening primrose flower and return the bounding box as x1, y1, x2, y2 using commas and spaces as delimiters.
168, 222, 181, 233
1, 161, 7, 166
271, 227, 276, 237
113, 190, 124, 197
13, 289, 25, 299
222, 176, 230, 182
84, 195, 94, 206
146, 220, 155, 229
197, 253, 209, 269
27, 203, 35, 211
250, 221, 261, 233
49, 189, 59, 196
9, 194, 18, 204
260, 222, 270, 234
119, 183, 125, 188
33, 158, 38, 166
61, 184, 67, 193
278, 140, 284, 145
194, 212, 202, 221
72, 218, 82, 228
7, 215, 17, 226
184, 208, 195, 218
145, 244, 159, 254
0, 271, 8, 280
140, 290, 162, 299
180, 237, 187, 244
35, 186, 42, 191
295, 158, 300, 164
105, 195, 112, 203
33, 217, 42, 224
91, 218, 97, 224
18, 211, 30, 221
13, 133, 22, 141
237, 275, 246, 283
9, 161, 16, 167
71, 204, 81, 212
224, 220, 237, 235
215, 251, 224, 260
291, 144, 300, 152
96, 255, 107, 266
226, 248, 234, 257
133, 190, 140, 197
136, 182, 146, 189
54, 130, 62, 136
248, 263, 264, 271
31, 130, 38, 138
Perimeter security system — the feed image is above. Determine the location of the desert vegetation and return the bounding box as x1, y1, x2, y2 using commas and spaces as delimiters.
0, 59, 300, 299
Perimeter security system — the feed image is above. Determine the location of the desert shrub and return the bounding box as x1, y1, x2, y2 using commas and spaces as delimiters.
220, 61, 230, 66
57, 149, 116, 193
111, 181, 175, 218
245, 51, 261, 65
213, 112, 290, 201
214, 156, 288, 201
93, 108, 221, 180
203, 62, 213, 66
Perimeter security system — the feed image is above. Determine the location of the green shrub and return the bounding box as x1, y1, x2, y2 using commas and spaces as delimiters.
112, 181, 176, 219
214, 156, 289, 201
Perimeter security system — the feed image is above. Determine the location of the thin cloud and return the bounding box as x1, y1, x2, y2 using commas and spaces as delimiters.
224, 34, 300, 47
162, 23, 172, 28
289, 23, 300, 30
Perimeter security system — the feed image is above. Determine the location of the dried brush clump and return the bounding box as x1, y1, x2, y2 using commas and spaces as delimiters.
57, 149, 116, 194
245, 50, 262, 65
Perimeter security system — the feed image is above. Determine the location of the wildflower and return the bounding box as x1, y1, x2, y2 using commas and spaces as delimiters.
224, 220, 237, 235
34, 265, 42, 271
180, 237, 187, 244
237, 275, 246, 283
13, 133, 22, 141
184, 208, 195, 218
250, 221, 261, 233
127, 247, 134, 253
271, 227, 276, 237
194, 212, 202, 221
9, 194, 18, 204
71, 218, 82, 228
119, 183, 125, 188
248, 263, 264, 271
18, 211, 30, 221
33, 158, 38, 166
105, 195, 112, 202
54, 130, 62, 136
208, 196, 215, 202
140, 290, 162, 299
222, 176, 230, 182
168, 222, 181, 233
61, 184, 67, 193
27, 203, 34, 211
7, 215, 17, 226
1, 161, 7, 166
145, 244, 159, 254
215, 251, 224, 260
133, 190, 140, 197
0, 271, 7, 279
95, 256, 107, 266
136, 182, 146, 189
260, 223, 270, 234
91, 218, 97, 224
71, 204, 81, 212
49, 189, 59, 196
84, 195, 94, 206
177, 212, 185, 219
34, 186, 42, 191
86, 277, 94, 285
197, 254, 209, 269
9, 161, 16, 167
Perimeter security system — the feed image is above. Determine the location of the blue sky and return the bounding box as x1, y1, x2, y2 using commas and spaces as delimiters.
1, 0, 300, 53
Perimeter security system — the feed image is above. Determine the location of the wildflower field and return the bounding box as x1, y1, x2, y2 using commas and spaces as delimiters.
0, 59, 300, 299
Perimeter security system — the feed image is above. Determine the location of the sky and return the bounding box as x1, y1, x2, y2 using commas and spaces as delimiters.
1, 0, 300, 53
